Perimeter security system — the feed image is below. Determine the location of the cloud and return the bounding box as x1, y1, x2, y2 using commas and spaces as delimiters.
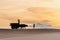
27, 7, 54, 20
0, 0, 60, 28
26, 7, 59, 27
38, 0, 53, 2
0, 13, 17, 21
27, 7, 60, 28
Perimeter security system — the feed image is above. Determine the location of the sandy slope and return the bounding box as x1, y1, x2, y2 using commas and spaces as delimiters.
0, 29, 60, 40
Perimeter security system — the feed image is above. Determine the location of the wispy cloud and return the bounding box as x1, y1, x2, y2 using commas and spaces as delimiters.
0, 0, 60, 28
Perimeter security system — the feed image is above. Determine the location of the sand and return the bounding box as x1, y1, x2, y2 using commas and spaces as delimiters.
0, 29, 60, 40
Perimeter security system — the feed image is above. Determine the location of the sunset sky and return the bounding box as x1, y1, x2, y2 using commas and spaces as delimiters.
0, 0, 60, 28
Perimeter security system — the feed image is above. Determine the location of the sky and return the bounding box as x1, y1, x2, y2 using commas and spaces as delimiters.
0, 0, 60, 28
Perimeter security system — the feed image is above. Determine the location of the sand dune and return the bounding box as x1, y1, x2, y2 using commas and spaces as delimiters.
0, 29, 60, 40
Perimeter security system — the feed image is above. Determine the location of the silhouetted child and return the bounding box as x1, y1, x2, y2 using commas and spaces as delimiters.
18, 19, 20, 24
33, 24, 35, 29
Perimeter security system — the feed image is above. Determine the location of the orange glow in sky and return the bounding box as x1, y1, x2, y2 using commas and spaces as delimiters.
0, 0, 60, 28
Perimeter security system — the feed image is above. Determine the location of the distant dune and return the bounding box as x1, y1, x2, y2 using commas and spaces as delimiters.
0, 29, 60, 40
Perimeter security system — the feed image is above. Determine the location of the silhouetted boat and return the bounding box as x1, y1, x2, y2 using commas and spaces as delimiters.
10, 19, 28, 29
